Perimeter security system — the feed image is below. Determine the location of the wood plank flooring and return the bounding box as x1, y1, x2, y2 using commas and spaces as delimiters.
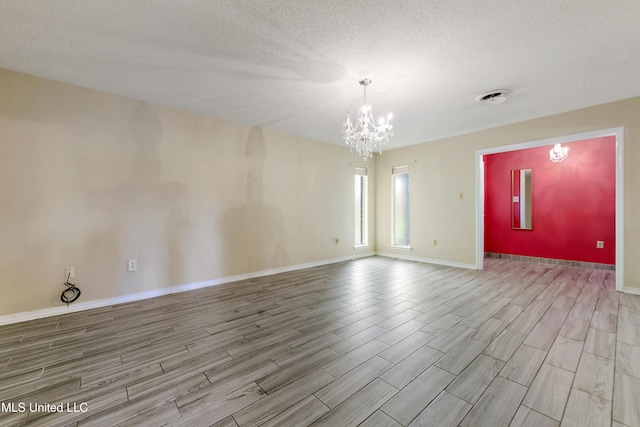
0, 256, 637, 426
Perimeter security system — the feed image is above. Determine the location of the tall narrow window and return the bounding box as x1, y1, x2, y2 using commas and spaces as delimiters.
355, 167, 368, 246
392, 165, 410, 247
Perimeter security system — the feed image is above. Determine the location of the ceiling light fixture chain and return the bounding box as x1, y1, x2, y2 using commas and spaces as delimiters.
342, 78, 393, 160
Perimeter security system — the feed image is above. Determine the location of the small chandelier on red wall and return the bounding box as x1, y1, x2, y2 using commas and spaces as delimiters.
549, 143, 568, 162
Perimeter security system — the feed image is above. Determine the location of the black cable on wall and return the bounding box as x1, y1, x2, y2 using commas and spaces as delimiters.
61, 273, 81, 306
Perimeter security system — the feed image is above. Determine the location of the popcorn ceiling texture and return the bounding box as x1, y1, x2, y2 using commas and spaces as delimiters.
0, 1, 639, 148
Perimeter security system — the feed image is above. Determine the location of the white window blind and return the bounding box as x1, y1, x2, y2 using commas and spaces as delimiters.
392, 165, 410, 247
391, 165, 409, 175
355, 168, 368, 246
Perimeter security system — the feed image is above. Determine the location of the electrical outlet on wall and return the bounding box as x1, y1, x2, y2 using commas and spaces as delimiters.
596, 241, 604, 249
432, 239, 438, 246
65, 267, 75, 279
128, 259, 137, 272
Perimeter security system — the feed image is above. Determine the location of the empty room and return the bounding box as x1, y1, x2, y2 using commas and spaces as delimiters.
1, 2, 640, 426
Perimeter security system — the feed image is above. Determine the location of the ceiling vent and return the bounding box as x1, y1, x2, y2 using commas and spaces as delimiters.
475, 89, 512, 105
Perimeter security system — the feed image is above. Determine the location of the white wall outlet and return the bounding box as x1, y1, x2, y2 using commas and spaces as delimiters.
432, 239, 438, 246
128, 259, 138, 272
596, 240, 604, 249
457, 193, 464, 200
65, 267, 75, 280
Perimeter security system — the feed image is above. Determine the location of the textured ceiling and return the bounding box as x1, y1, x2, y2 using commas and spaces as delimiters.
1, 1, 639, 149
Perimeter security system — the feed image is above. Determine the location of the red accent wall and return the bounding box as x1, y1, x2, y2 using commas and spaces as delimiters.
484, 136, 616, 265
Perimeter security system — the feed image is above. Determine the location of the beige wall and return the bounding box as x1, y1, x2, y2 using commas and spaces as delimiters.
376, 96, 640, 288
2, 67, 637, 319
0, 69, 375, 316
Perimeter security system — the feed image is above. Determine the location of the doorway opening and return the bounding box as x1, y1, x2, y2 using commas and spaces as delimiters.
475, 127, 624, 292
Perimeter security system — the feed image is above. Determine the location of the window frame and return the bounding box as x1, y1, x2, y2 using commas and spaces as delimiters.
354, 167, 368, 247
391, 165, 411, 249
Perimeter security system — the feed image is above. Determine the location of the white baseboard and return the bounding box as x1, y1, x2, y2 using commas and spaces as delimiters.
623, 286, 640, 295
375, 251, 478, 270
0, 252, 376, 326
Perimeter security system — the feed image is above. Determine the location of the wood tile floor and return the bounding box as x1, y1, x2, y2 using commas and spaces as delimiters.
0, 257, 638, 426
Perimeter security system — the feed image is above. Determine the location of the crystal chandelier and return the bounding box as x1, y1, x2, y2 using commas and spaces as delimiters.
549, 143, 568, 162
342, 79, 393, 160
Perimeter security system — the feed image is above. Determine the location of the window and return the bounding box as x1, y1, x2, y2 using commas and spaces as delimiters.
355, 167, 368, 246
392, 165, 410, 247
